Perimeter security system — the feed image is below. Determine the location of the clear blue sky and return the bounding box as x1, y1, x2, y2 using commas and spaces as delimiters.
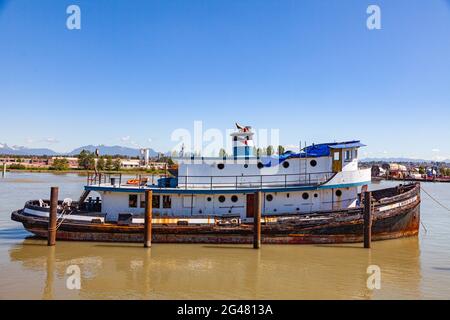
1, 0, 450, 159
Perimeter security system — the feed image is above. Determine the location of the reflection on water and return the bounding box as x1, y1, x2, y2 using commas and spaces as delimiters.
0, 172, 449, 299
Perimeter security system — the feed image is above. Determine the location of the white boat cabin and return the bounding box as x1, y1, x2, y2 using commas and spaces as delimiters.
85, 124, 371, 221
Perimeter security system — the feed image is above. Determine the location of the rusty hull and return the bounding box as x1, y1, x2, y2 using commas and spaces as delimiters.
11, 183, 421, 245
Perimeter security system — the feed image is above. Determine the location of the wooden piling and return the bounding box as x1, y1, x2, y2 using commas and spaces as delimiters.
363, 191, 372, 248
253, 191, 262, 249
144, 190, 153, 248
2, 162, 6, 178
48, 187, 58, 246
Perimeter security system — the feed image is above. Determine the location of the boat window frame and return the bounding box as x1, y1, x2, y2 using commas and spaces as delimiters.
344, 149, 352, 162
333, 151, 340, 161
162, 195, 171, 208
128, 194, 138, 208
153, 195, 160, 208
139, 194, 146, 208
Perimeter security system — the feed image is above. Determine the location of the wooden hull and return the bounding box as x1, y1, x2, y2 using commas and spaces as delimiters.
11, 183, 420, 244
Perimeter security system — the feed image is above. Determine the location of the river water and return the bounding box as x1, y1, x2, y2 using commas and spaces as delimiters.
0, 172, 449, 299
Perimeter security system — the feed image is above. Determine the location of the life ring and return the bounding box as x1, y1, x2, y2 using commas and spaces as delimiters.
126, 178, 148, 185
126, 179, 139, 185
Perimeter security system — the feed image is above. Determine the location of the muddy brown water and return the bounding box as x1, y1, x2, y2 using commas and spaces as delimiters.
0, 172, 449, 299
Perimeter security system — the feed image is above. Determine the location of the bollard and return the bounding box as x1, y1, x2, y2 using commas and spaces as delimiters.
144, 190, 153, 248
363, 191, 372, 248
48, 187, 58, 246
253, 191, 262, 249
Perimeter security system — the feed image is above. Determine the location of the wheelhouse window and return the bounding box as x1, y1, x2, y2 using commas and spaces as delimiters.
162, 195, 171, 208
353, 149, 358, 159
129, 194, 138, 208
344, 150, 351, 161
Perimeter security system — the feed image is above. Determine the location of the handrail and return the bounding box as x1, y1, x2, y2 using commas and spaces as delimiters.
86, 171, 337, 190
86, 172, 167, 188
177, 172, 335, 190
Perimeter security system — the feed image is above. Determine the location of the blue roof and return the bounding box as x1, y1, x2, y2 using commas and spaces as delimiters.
328, 141, 366, 149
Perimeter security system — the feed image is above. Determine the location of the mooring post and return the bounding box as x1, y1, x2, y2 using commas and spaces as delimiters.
363, 191, 372, 249
144, 190, 153, 248
253, 191, 262, 249
2, 162, 6, 178
48, 187, 58, 246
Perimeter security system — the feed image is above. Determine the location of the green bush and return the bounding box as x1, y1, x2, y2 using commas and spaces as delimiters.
8, 163, 26, 170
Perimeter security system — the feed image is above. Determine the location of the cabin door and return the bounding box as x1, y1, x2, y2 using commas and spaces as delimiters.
246, 194, 255, 218
332, 149, 342, 173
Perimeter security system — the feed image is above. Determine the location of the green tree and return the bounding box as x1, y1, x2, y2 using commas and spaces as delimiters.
97, 157, 105, 171
113, 158, 121, 171
167, 158, 174, 166
256, 148, 262, 157
105, 156, 114, 171
219, 148, 227, 157
78, 150, 95, 170
50, 158, 69, 171
418, 166, 425, 174
278, 145, 285, 155
266, 145, 274, 156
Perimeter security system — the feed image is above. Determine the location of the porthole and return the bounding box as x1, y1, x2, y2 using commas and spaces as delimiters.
218, 195, 226, 203
207, 197, 212, 202
310, 160, 317, 167
302, 192, 309, 200
231, 195, 238, 203
257, 162, 264, 169
286, 193, 290, 198
274, 209, 277, 212
335, 190, 342, 197
266, 194, 273, 202
282, 161, 290, 168
244, 164, 248, 168
314, 193, 318, 198
217, 163, 225, 170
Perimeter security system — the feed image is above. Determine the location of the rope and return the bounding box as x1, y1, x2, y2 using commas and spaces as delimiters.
55, 207, 74, 230
420, 186, 450, 234
421, 221, 428, 234
421, 186, 450, 212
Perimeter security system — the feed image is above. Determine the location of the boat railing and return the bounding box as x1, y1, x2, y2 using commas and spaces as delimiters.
177, 172, 334, 189
86, 172, 168, 188
86, 171, 335, 190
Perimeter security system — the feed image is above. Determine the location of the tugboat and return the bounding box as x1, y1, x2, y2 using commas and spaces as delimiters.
11, 124, 420, 244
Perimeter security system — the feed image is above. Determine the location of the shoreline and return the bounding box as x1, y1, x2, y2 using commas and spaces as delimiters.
374, 176, 450, 183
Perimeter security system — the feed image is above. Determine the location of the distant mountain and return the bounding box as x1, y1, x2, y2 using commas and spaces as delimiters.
0, 143, 159, 157
67, 145, 158, 157
0, 143, 58, 156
